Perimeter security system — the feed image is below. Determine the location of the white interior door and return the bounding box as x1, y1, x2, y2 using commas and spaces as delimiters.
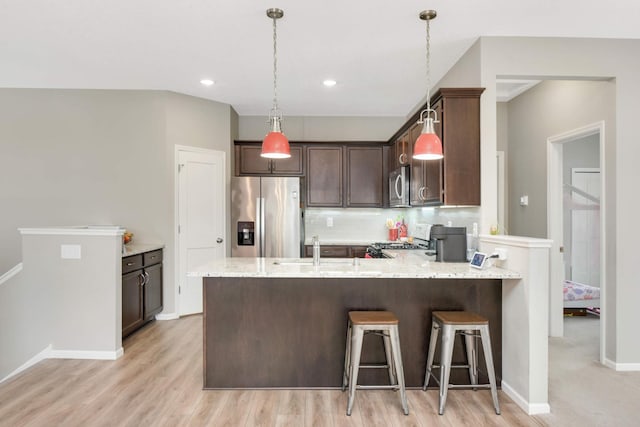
178, 148, 225, 316
570, 168, 600, 287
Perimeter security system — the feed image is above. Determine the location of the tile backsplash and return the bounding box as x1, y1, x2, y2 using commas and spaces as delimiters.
304, 207, 481, 243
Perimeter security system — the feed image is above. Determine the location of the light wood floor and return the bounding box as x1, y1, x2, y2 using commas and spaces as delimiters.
0, 315, 543, 426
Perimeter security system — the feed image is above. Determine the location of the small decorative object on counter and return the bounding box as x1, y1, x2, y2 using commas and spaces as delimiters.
386, 218, 399, 241
123, 231, 133, 245
399, 219, 408, 240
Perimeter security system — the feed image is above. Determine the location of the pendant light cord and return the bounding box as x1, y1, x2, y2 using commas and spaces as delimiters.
272, 15, 278, 112
425, 16, 431, 111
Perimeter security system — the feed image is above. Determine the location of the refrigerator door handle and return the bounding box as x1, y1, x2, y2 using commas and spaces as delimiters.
258, 197, 266, 257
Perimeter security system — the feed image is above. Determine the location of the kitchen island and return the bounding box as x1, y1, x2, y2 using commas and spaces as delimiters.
192, 254, 520, 388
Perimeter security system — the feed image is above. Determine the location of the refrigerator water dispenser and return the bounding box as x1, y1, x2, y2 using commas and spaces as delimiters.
237, 221, 254, 246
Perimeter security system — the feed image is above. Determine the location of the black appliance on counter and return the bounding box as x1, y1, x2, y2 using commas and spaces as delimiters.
366, 240, 430, 258
429, 225, 467, 262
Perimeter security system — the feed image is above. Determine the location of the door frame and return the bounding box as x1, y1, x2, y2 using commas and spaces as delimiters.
547, 121, 606, 363
174, 145, 226, 317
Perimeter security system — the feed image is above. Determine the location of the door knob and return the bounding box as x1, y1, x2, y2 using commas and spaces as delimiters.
216, 238, 223, 243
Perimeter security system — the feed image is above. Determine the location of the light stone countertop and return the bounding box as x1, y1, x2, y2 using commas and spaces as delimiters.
189, 250, 521, 280
122, 243, 164, 257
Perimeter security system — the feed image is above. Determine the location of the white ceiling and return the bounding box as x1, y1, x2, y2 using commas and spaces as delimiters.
2, 1, 639, 116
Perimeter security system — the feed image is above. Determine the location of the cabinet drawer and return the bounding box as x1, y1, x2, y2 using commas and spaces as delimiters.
143, 250, 163, 266
122, 255, 143, 274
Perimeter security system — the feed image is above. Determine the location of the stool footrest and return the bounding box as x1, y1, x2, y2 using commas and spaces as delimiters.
359, 364, 390, 369
357, 385, 399, 390
447, 384, 493, 389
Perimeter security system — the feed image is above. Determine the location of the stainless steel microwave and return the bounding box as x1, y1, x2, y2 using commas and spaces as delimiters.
389, 166, 410, 207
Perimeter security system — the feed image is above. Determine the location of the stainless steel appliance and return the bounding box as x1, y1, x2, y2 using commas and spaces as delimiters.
389, 165, 410, 207
366, 240, 429, 258
429, 225, 467, 262
231, 177, 303, 257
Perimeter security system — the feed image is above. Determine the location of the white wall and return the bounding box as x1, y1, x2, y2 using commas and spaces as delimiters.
504, 80, 612, 238
0, 89, 235, 316
238, 115, 404, 141
443, 36, 640, 365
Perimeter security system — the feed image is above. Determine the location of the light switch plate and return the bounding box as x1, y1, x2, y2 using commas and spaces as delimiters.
61, 244, 81, 259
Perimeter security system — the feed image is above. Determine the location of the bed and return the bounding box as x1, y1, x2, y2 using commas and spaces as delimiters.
563, 280, 600, 315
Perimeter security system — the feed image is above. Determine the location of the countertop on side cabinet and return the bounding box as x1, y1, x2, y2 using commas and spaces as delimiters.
122, 243, 164, 257
189, 255, 521, 280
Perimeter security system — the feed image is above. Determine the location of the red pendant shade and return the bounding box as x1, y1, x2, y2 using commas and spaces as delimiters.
261, 131, 291, 159
413, 116, 443, 160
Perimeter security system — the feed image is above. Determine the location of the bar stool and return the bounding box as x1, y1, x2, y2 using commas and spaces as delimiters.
423, 311, 500, 415
342, 311, 409, 416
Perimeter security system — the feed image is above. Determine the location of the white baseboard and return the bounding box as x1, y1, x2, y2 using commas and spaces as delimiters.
48, 347, 124, 360
604, 358, 640, 371
0, 344, 52, 384
155, 312, 179, 321
501, 380, 551, 415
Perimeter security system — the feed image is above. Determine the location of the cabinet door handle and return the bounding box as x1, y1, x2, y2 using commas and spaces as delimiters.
398, 153, 407, 164
138, 273, 145, 287
144, 271, 150, 285
419, 186, 426, 201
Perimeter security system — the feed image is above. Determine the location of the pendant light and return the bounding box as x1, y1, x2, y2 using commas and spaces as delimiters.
261, 8, 291, 159
413, 10, 444, 161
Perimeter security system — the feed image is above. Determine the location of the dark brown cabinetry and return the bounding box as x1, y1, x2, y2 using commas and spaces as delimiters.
410, 122, 442, 206
388, 87, 483, 207
304, 245, 369, 258
306, 144, 384, 208
346, 146, 384, 207
122, 249, 163, 338
235, 143, 303, 176
433, 88, 484, 206
306, 145, 343, 207
389, 130, 412, 171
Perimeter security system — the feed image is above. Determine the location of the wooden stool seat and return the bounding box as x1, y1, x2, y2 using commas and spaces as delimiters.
343, 310, 408, 416
433, 311, 488, 325
349, 311, 399, 325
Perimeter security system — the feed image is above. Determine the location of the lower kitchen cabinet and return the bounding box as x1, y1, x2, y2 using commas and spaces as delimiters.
304, 245, 369, 258
122, 249, 163, 338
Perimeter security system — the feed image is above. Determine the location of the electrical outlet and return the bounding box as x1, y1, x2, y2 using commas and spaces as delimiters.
520, 195, 529, 206
495, 247, 508, 260
326, 217, 334, 227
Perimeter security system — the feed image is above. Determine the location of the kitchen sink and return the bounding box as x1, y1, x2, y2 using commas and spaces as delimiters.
273, 259, 355, 266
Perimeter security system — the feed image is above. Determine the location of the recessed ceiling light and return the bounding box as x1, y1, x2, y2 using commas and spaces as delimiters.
323, 79, 337, 87
200, 79, 215, 86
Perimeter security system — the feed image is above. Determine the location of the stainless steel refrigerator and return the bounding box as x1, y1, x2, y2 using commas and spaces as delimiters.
231, 176, 303, 257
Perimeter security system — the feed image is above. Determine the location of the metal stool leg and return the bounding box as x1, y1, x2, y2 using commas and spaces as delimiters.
342, 321, 352, 391
389, 326, 409, 415
382, 331, 398, 386
438, 324, 455, 415
346, 326, 364, 416
423, 322, 440, 390
463, 330, 478, 387
479, 325, 500, 415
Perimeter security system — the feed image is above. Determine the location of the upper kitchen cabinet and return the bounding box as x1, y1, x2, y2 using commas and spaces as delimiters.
306, 144, 384, 208
346, 146, 384, 207
434, 88, 484, 206
235, 142, 304, 176
388, 129, 412, 171
390, 87, 484, 207
306, 145, 343, 207
410, 122, 442, 206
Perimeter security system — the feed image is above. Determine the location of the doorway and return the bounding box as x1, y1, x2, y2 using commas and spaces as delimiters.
547, 122, 605, 363
175, 146, 226, 316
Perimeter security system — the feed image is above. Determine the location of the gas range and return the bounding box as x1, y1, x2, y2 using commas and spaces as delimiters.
366, 240, 430, 258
